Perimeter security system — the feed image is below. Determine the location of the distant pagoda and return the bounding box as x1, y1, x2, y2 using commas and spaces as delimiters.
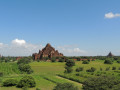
107, 52, 114, 57
32, 43, 64, 60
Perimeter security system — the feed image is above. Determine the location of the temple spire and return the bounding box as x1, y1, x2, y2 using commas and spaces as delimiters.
107, 52, 114, 57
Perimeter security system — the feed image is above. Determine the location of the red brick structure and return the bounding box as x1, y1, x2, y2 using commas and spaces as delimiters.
32, 43, 63, 60
107, 52, 114, 57
16, 57, 22, 60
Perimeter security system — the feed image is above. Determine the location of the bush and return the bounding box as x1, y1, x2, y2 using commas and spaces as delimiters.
17, 58, 31, 65
86, 67, 96, 72
53, 83, 78, 90
66, 60, 75, 67
83, 76, 120, 90
22, 86, 28, 90
0, 72, 3, 77
117, 60, 120, 63
112, 67, 116, 70
64, 66, 73, 73
18, 64, 33, 74
100, 68, 103, 71
58, 58, 65, 62
76, 67, 84, 72
3, 79, 18, 87
51, 57, 56, 62
82, 60, 89, 64
17, 76, 36, 88
36, 88, 41, 90
106, 67, 110, 71
104, 60, 113, 64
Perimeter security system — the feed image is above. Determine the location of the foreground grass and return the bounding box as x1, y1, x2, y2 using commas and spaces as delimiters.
0, 60, 120, 90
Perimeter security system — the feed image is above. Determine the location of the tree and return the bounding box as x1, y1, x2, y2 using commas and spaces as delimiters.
64, 60, 75, 73
17, 76, 36, 88
18, 64, 33, 74
66, 60, 75, 67
53, 83, 78, 90
64, 66, 73, 73
3, 79, 18, 87
82, 60, 89, 64
17, 58, 31, 65
86, 67, 96, 72
83, 76, 120, 90
76, 67, 84, 72
51, 57, 56, 62
104, 60, 113, 64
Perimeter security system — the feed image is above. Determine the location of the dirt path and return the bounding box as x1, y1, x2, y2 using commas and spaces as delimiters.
56, 76, 83, 90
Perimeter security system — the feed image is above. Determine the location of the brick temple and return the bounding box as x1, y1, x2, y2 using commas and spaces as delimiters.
32, 43, 63, 60
107, 52, 114, 57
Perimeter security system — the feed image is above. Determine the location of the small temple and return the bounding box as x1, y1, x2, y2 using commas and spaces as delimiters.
107, 52, 114, 57
32, 43, 63, 60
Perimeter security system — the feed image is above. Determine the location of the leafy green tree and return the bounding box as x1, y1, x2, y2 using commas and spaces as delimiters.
64, 66, 73, 73
58, 58, 65, 62
51, 57, 56, 62
83, 76, 120, 90
3, 79, 18, 87
82, 60, 89, 64
76, 67, 84, 72
66, 60, 75, 67
18, 64, 33, 74
17, 76, 36, 88
64, 60, 75, 73
104, 60, 113, 64
86, 67, 96, 72
17, 58, 31, 65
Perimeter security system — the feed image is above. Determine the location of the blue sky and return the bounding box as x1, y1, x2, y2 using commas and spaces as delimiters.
0, 0, 120, 56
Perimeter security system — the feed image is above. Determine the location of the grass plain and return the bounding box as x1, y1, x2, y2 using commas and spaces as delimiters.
0, 60, 120, 90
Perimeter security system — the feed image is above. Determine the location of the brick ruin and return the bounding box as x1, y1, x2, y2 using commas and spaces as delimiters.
107, 52, 114, 57
32, 43, 63, 60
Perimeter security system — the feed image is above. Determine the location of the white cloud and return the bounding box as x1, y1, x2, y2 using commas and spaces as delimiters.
0, 38, 43, 56
57, 46, 87, 56
73, 48, 86, 53
105, 12, 120, 19
0, 43, 3, 47
0, 39, 87, 56
12, 39, 26, 45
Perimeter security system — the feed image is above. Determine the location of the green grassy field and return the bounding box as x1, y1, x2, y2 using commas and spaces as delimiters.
0, 60, 120, 90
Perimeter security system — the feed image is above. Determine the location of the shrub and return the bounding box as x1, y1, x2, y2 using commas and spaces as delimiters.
58, 58, 65, 62
113, 84, 120, 90
51, 57, 56, 62
36, 88, 41, 90
76, 67, 84, 72
53, 83, 79, 90
86, 67, 96, 72
104, 60, 113, 64
66, 60, 75, 67
76, 73, 80, 76
112, 67, 116, 70
17, 58, 31, 65
82, 60, 89, 64
117, 60, 120, 63
100, 68, 103, 71
22, 86, 28, 90
64, 66, 73, 73
83, 76, 120, 90
3, 79, 18, 87
17, 76, 36, 88
106, 67, 110, 71
18, 64, 33, 74
0, 72, 3, 77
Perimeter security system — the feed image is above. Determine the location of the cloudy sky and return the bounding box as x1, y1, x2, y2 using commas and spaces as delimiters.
0, 0, 120, 56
